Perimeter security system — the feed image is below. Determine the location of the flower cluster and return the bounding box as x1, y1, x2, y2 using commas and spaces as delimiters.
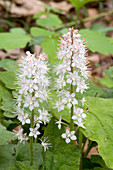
55, 28, 89, 143
16, 52, 51, 143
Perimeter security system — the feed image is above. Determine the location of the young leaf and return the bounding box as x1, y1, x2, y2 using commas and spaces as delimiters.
44, 118, 80, 169
30, 27, 55, 37
36, 13, 62, 29
0, 33, 31, 50
41, 35, 59, 63
79, 29, 113, 55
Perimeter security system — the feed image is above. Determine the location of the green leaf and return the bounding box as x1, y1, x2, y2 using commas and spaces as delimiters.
98, 66, 113, 88
0, 33, 31, 50
44, 118, 80, 169
90, 24, 113, 35
30, 27, 55, 37
15, 143, 43, 166
10, 28, 26, 34
0, 81, 12, 100
81, 97, 113, 169
0, 58, 18, 72
90, 155, 112, 170
49, 92, 113, 168
98, 75, 113, 88
43, 4, 63, 14
68, 0, 99, 11
33, 11, 46, 19
41, 35, 59, 63
1, 97, 17, 118
16, 162, 37, 170
0, 124, 16, 145
0, 71, 16, 89
36, 13, 62, 29
3, 119, 18, 128
3, 111, 18, 118
0, 145, 15, 169
0, 19, 15, 27
79, 29, 113, 55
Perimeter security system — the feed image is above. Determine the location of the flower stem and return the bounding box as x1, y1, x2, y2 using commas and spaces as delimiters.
70, 29, 74, 131
30, 109, 34, 166
79, 131, 83, 170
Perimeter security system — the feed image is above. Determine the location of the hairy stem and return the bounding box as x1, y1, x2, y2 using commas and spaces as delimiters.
30, 109, 34, 166
70, 29, 74, 131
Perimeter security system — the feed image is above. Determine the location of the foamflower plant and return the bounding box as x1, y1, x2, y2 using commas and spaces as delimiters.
15, 52, 51, 165
55, 28, 90, 143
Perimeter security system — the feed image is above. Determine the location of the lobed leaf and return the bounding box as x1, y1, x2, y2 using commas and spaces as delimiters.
81, 97, 113, 169
0, 33, 31, 50
79, 29, 113, 55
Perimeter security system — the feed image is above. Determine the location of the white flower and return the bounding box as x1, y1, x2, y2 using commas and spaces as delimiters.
40, 138, 51, 152
59, 91, 78, 109
61, 129, 77, 143
56, 116, 62, 129
80, 97, 86, 107
74, 118, 86, 129
38, 108, 52, 125
18, 112, 30, 125
76, 79, 88, 94
72, 107, 86, 129
55, 99, 64, 112
29, 127, 40, 138
24, 95, 39, 111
